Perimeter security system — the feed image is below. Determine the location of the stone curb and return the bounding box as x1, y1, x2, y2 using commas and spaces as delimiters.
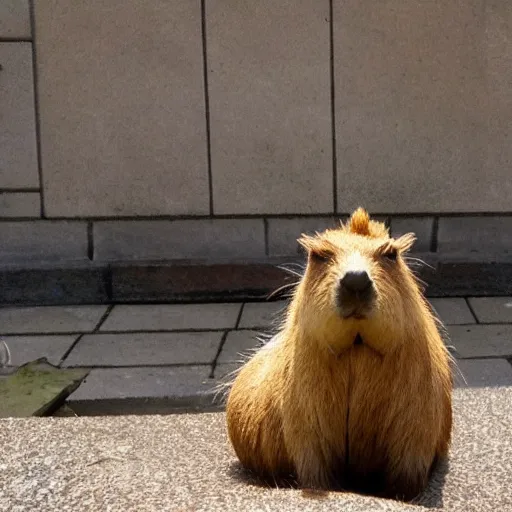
1, 257, 512, 306
67, 394, 225, 417
64, 357, 512, 416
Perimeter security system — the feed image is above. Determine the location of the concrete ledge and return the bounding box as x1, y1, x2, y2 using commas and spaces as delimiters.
111, 260, 293, 302
0, 263, 109, 305
67, 396, 223, 417
1, 257, 512, 306
2, 387, 512, 511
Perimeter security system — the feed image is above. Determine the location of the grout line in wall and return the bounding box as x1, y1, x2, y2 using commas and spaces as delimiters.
263, 218, 269, 256
200, 0, 214, 216
329, 0, 338, 214
431, 217, 439, 252
28, 0, 46, 218
1, 212, 510, 223
87, 222, 94, 261
0, 189, 40, 194
0, 38, 33, 43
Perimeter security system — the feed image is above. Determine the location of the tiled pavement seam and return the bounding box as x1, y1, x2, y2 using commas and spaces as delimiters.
58, 304, 114, 367
1, 299, 512, 409
2, 300, 512, 363
0, 305, 109, 370
209, 303, 246, 378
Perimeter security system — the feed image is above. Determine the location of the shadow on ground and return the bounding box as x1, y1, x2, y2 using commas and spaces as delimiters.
227, 456, 449, 508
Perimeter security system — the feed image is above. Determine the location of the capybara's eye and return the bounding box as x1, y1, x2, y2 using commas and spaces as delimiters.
382, 249, 398, 262
311, 251, 332, 264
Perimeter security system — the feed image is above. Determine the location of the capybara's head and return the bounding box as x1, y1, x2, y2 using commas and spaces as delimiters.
292, 208, 429, 354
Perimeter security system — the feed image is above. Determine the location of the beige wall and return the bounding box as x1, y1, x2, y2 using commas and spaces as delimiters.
1, 1, 512, 263
2, 0, 512, 218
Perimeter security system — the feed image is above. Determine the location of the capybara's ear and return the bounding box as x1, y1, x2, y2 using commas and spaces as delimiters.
298, 234, 336, 260
297, 234, 316, 253
395, 233, 417, 253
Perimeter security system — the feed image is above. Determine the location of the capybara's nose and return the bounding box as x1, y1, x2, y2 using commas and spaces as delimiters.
340, 270, 373, 293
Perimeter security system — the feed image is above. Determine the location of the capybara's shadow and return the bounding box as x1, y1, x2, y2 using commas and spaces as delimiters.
228, 456, 449, 507
227, 461, 300, 490
228, 461, 331, 499
412, 457, 450, 509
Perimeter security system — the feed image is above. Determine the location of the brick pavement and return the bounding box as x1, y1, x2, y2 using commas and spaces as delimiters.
1, 298, 511, 413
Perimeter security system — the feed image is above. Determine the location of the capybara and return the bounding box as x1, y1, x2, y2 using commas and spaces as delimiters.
225, 208, 453, 501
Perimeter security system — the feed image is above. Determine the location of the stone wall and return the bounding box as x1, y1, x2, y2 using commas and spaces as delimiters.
1, 1, 511, 265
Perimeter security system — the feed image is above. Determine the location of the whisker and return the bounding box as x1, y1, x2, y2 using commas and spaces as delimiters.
449, 354, 467, 386
277, 265, 304, 279
267, 282, 299, 300
404, 256, 435, 270
413, 275, 428, 290
0, 340, 11, 367
281, 261, 306, 269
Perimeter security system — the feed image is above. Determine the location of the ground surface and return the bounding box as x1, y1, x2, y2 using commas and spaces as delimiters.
2, 299, 512, 510
1, 387, 512, 511
1, 297, 512, 413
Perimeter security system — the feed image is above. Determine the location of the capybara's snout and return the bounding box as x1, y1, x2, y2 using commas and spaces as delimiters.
337, 269, 376, 319
341, 270, 373, 293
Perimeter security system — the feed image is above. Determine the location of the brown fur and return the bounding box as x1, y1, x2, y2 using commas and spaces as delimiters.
225, 208, 453, 501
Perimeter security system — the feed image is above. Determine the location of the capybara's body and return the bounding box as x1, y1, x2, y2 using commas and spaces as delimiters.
226, 209, 452, 501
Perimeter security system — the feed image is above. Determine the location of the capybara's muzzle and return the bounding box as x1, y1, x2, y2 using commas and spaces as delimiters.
337, 270, 375, 318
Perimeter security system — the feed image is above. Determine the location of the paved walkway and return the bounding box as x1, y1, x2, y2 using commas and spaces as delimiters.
2, 388, 512, 511
1, 297, 512, 413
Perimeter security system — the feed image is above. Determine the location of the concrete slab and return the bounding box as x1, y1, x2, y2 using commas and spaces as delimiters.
438, 217, 512, 255
0, 192, 40, 218
448, 324, 512, 358
1, 387, 512, 510
333, 1, 496, 214
208, 0, 332, 215
101, 303, 242, 332
0, 306, 108, 334
0, 43, 39, 189
67, 365, 214, 414
0, 221, 88, 263
238, 301, 287, 329
0, 0, 31, 39
267, 217, 346, 257
217, 330, 263, 364
94, 219, 266, 261
486, 1, 512, 200
390, 217, 434, 253
1, 335, 78, 366
64, 332, 223, 367
34, 0, 209, 217
429, 298, 476, 325
214, 362, 241, 380
455, 359, 512, 388
468, 297, 512, 323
